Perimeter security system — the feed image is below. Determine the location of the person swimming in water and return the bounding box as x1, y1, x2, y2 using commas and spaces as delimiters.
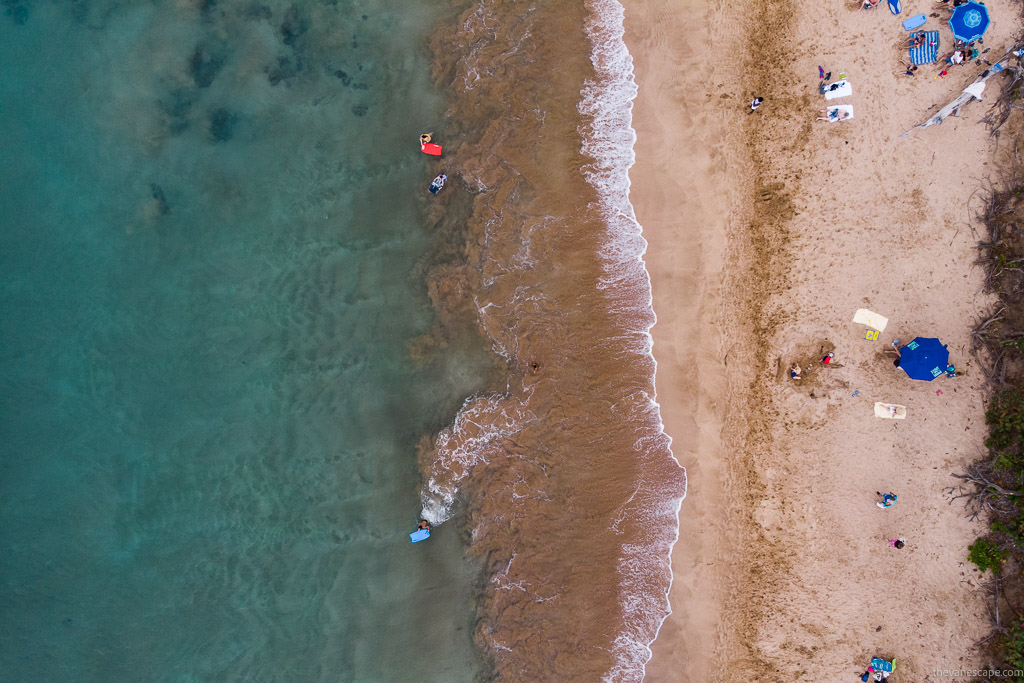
429, 174, 447, 194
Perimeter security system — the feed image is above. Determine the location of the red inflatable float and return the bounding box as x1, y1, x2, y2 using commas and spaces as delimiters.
420, 133, 443, 156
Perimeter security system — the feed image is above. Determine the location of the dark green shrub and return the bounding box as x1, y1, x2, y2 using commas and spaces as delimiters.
987, 386, 1024, 472
1003, 622, 1024, 670
969, 537, 1007, 574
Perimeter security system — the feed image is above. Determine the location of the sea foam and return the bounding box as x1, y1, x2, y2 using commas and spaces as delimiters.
579, 0, 687, 680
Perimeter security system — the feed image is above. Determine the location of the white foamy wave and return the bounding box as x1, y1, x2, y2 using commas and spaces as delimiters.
453, 3, 533, 95
579, 0, 687, 680
455, 4, 498, 91
420, 392, 533, 524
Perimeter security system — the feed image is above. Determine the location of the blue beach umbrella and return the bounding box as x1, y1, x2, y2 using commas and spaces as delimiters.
897, 337, 950, 381
949, 2, 990, 43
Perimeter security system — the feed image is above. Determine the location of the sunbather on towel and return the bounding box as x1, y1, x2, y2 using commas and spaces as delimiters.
817, 108, 850, 122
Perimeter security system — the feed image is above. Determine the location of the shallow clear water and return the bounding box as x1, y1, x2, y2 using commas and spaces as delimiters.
0, 1, 484, 680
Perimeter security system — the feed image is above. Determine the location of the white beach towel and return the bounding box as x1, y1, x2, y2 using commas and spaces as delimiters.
823, 80, 852, 100
874, 402, 907, 420
853, 308, 888, 331
825, 105, 854, 122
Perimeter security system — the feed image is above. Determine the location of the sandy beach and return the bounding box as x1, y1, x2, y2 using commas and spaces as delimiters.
624, 0, 1022, 679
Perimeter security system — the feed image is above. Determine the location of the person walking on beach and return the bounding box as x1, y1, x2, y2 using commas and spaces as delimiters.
749, 97, 764, 113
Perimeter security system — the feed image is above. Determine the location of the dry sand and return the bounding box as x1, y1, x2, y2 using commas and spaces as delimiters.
623, 0, 1022, 679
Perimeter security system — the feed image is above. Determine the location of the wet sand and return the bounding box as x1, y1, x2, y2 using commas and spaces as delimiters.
627, 0, 1022, 678
620, 0, 741, 679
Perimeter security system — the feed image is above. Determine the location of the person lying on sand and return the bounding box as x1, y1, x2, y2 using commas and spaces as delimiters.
817, 108, 850, 122
899, 61, 919, 76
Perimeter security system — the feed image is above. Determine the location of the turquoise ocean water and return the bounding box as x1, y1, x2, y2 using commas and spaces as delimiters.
0, 1, 485, 680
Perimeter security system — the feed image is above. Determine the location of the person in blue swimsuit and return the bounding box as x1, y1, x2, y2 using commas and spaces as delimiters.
876, 492, 898, 508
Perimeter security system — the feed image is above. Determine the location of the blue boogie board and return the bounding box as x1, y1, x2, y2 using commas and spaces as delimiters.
888, 0, 901, 14
902, 14, 926, 30
410, 528, 431, 543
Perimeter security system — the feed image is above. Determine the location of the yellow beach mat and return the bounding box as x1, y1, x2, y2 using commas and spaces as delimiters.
874, 402, 907, 420
853, 308, 889, 332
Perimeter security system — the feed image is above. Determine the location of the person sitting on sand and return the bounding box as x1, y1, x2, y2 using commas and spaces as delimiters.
817, 108, 850, 122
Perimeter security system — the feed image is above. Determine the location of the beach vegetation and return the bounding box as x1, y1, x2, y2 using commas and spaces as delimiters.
961, 84, 1024, 671
988, 386, 1024, 472
1005, 621, 1024, 670
969, 536, 1008, 574
1003, 626, 1024, 667
992, 514, 1024, 547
